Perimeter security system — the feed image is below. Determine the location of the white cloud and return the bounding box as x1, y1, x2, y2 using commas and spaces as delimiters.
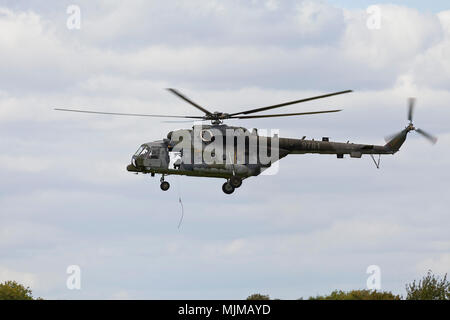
0, 155, 53, 173
342, 5, 442, 68
417, 254, 450, 275
0, 266, 39, 290
438, 10, 450, 36
295, 0, 344, 37
1, 2, 448, 95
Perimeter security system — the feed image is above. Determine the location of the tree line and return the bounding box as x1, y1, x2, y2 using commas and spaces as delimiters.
247, 271, 450, 300
0, 270, 448, 300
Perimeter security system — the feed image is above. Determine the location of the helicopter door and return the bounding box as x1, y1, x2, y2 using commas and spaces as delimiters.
147, 147, 161, 167
146, 145, 170, 169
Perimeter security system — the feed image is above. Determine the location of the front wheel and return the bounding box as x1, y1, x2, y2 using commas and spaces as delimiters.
222, 182, 235, 194
160, 181, 170, 191
229, 176, 242, 188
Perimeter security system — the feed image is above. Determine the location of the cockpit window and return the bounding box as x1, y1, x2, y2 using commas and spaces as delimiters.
134, 146, 149, 156
134, 146, 144, 156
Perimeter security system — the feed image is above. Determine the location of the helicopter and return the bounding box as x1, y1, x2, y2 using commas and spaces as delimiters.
55, 89, 437, 194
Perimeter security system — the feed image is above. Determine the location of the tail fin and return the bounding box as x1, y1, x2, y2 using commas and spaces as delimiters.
384, 129, 408, 153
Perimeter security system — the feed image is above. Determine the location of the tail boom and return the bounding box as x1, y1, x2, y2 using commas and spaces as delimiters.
279, 137, 395, 157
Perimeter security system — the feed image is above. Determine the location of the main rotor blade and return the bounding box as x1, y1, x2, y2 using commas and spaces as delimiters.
416, 128, 438, 144
166, 88, 212, 115
230, 109, 342, 119
408, 97, 415, 122
54, 108, 204, 119
229, 90, 352, 116
162, 119, 207, 123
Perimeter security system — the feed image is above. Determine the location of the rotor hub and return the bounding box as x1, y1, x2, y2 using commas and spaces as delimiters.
205, 112, 231, 124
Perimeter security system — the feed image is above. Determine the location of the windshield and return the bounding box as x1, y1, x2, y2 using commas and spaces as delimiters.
134, 146, 149, 156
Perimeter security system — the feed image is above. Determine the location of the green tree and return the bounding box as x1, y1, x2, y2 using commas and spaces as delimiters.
308, 289, 401, 300
0, 280, 36, 300
406, 270, 450, 300
246, 293, 270, 300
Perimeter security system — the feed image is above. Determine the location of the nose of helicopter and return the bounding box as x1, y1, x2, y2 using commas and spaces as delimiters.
127, 163, 138, 172
127, 156, 139, 172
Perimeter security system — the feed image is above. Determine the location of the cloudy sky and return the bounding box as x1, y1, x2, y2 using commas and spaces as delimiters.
1, 0, 449, 299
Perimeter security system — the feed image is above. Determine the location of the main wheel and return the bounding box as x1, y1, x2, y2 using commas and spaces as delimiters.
222, 182, 235, 194
229, 176, 242, 188
160, 181, 170, 191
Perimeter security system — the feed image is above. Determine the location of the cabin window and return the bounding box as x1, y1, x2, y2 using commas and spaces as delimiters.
150, 147, 160, 159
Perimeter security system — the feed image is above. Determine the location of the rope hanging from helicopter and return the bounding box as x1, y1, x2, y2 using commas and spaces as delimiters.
176, 175, 184, 229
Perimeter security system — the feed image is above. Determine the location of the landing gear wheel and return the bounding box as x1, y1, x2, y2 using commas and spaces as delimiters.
222, 182, 235, 194
160, 181, 170, 191
229, 176, 242, 188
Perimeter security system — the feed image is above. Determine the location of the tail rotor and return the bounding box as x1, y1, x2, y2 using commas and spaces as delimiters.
385, 98, 437, 145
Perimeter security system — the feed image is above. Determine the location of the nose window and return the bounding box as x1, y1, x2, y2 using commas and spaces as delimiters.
134, 146, 144, 156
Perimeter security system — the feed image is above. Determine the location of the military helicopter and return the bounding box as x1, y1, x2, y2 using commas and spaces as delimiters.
55, 90, 437, 194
